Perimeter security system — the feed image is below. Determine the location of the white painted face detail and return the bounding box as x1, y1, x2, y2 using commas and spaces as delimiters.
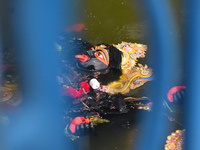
89, 78, 100, 90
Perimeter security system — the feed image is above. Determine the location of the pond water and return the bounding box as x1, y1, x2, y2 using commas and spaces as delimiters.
63, 0, 186, 150
0, 0, 186, 149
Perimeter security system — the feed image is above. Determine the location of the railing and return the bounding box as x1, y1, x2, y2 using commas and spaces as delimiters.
2, 1, 67, 150
1, 0, 198, 150
135, 0, 181, 149
184, 0, 200, 150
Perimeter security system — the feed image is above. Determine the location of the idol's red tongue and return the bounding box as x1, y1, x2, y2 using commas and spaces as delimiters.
75, 54, 90, 61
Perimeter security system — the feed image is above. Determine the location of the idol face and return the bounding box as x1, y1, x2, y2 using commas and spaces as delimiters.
75, 48, 110, 72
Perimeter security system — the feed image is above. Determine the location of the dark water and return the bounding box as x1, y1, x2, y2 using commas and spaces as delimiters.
0, 0, 186, 150
65, 0, 186, 150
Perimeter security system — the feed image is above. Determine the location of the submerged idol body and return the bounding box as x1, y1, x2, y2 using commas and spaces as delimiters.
75, 42, 153, 95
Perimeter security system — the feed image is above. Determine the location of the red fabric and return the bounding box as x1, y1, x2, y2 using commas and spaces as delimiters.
167, 86, 186, 102
62, 82, 90, 98
69, 117, 92, 133
62, 87, 82, 98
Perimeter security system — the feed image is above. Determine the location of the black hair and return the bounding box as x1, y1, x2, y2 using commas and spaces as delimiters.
97, 43, 122, 70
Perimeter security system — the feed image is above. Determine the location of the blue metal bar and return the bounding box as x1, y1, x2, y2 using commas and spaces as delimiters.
185, 1, 200, 149
134, 0, 180, 149
2, 1, 70, 149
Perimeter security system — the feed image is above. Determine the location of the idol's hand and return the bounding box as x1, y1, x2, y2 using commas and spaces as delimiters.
69, 116, 94, 136
167, 86, 186, 104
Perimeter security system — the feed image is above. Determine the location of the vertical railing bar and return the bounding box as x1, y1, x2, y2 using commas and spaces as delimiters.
134, 0, 180, 149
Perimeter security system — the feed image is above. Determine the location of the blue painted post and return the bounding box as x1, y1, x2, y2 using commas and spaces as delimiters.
2, 0, 71, 150
134, 0, 180, 149
185, 1, 200, 149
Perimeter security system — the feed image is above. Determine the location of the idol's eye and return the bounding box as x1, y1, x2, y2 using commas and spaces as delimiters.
96, 52, 103, 58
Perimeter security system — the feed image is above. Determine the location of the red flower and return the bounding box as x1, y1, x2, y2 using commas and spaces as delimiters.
80, 82, 90, 93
